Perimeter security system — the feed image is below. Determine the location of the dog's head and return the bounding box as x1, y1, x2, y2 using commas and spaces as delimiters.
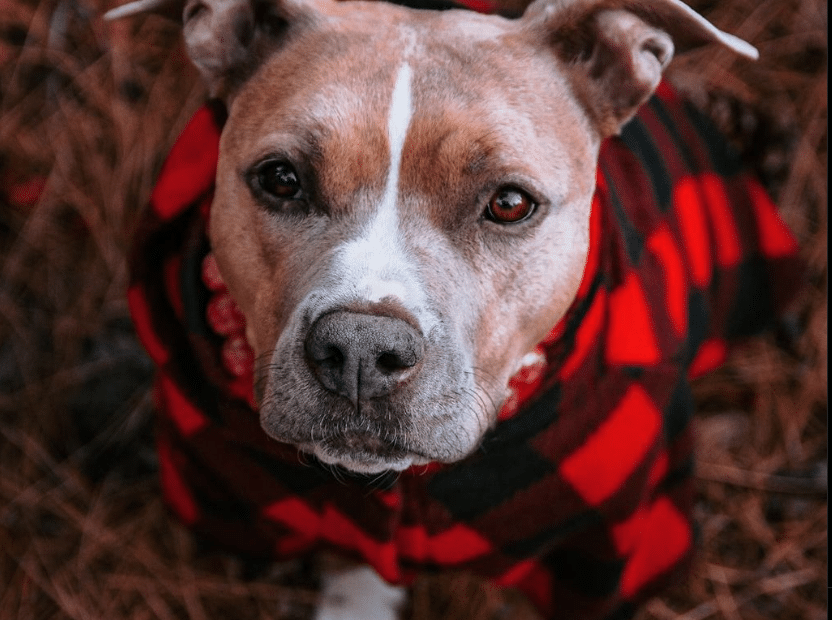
110, 0, 755, 473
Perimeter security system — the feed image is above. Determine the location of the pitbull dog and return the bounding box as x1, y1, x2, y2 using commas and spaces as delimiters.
107, 0, 767, 618
109, 0, 754, 472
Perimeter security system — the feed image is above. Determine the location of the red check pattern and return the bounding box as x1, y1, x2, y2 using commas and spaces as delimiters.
127, 79, 803, 620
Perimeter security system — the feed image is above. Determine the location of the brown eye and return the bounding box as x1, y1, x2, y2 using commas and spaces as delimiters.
485, 187, 536, 223
257, 161, 302, 199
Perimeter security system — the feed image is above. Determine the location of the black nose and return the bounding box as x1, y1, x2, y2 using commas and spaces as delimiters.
305, 310, 425, 404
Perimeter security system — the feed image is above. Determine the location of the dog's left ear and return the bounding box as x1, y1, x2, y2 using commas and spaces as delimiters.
106, 0, 319, 98
181, 0, 257, 95
521, 0, 757, 137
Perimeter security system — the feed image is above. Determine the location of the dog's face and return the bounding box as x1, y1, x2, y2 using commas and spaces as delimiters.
211, 5, 598, 472
110, 0, 755, 473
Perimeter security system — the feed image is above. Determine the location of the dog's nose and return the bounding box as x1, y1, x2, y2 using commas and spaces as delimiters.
305, 310, 425, 404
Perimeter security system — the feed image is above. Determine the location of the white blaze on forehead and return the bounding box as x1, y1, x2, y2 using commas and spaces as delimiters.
327, 59, 435, 329
385, 61, 413, 205
341, 61, 413, 303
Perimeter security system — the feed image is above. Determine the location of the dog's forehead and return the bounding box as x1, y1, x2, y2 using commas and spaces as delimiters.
229, 6, 540, 142
314, 1, 514, 42
223, 4, 593, 206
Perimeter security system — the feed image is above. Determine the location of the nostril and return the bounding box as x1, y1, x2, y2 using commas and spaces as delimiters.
376, 350, 415, 374
317, 346, 345, 369
306, 326, 347, 372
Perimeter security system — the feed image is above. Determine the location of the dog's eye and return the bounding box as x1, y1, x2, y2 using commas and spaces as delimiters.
256, 161, 302, 199
485, 187, 536, 224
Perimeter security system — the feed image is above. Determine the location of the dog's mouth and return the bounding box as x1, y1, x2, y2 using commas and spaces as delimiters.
257, 298, 494, 473
302, 433, 430, 474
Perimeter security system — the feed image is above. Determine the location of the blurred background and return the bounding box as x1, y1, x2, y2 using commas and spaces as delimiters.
0, 0, 826, 618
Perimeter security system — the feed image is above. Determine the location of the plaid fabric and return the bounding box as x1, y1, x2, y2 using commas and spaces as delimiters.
127, 73, 802, 620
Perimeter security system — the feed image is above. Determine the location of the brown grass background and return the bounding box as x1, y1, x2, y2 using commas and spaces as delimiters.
0, 0, 826, 618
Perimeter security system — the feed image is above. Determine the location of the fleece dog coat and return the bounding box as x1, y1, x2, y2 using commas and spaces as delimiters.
128, 60, 803, 620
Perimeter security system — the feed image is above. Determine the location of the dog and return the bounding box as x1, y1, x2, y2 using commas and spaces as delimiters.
108, 0, 803, 618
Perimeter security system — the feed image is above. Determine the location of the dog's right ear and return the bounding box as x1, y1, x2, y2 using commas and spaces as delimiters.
519, 0, 758, 137
105, 0, 317, 98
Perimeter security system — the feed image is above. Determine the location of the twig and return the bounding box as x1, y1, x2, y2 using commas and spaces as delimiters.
674, 567, 820, 620
696, 461, 827, 495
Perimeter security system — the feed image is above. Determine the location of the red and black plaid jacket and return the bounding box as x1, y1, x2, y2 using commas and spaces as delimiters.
128, 71, 802, 620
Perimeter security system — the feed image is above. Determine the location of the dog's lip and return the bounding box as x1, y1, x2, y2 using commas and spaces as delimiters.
317, 433, 412, 459
301, 433, 430, 473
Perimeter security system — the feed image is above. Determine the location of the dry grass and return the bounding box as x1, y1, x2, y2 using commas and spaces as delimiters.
0, 0, 825, 618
